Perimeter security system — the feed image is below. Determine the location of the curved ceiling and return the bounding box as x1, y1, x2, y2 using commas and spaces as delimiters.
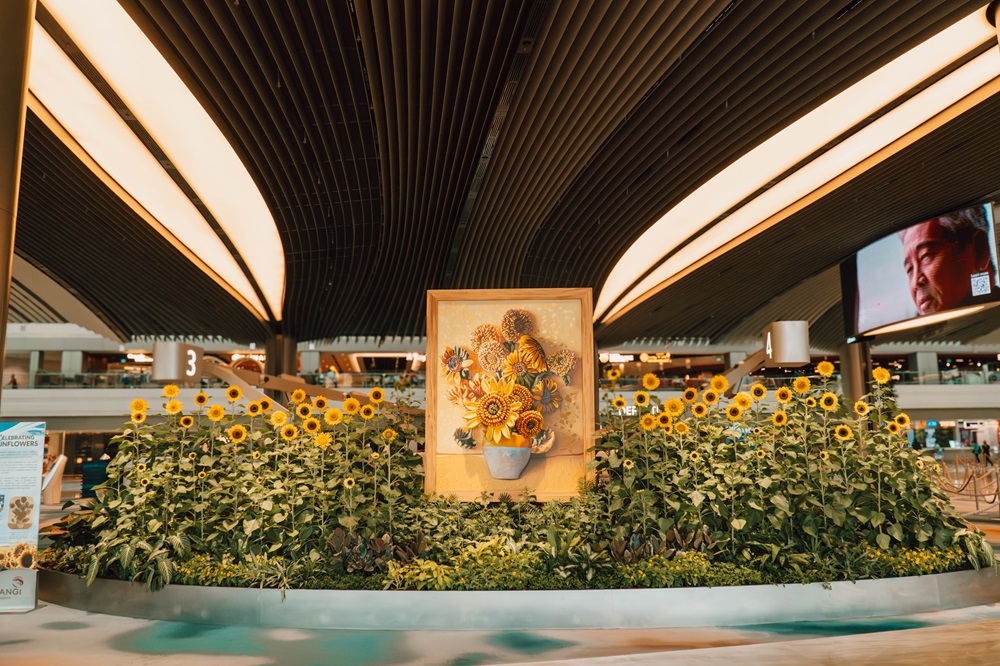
12, 0, 997, 348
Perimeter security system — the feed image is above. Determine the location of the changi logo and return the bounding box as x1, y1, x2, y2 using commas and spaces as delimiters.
12, 576, 24, 588
0, 575, 25, 597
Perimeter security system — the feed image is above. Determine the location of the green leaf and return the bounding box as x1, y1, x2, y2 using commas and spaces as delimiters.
757, 477, 772, 489
730, 518, 747, 530
770, 495, 790, 513
887, 522, 903, 542
688, 490, 706, 507
876, 533, 891, 550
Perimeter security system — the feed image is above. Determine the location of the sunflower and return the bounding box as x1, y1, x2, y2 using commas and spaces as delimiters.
226, 386, 243, 402
314, 432, 332, 448
819, 392, 838, 411
622, 458, 635, 470
343, 397, 361, 414
772, 411, 788, 427
872, 367, 891, 385
640, 414, 657, 431
662, 424, 673, 435
360, 404, 376, 420
517, 336, 547, 373
227, 425, 247, 443
642, 373, 661, 390
206, 404, 226, 422
470, 324, 503, 350
894, 413, 911, 428
324, 408, 344, 426
382, 427, 398, 442
612, 396, 627, 410
464, 376, 521, 443
887, 421, 900, 435
657, 412, 672, 427
756, 448, 767, 459
501, 349, 534, 384
371, 451, 381, 461
270, 411, 289, 427
675, 422, 689, 435
130, 398, 148, 413
285, 388, 304, 404
511, 383, 534, 411
664, 398, 684, 417
819, 450, 830, 461
516, 410, 545, 438
187, 451, 198, 460
131, 411, 146, 424
297, 403, 313, 419
853, 401, 869, 417
726, 405, 742, 421
689, 451, 701, 462
136, 463, 147, 472
303, 417, 321, 433
634, 390, 650, 407
605, 368, 621, 381
805, 397, 817, 408
477, 341, 508, 374
441, 346, 474, 383
548, 349, 578, 377
734, 392, 752, 410
692, 402, 708, 418
834, 424, 853, 441
180, 415, 195, 429
281, 424, 299, 441
343, 477, 356, 489
252, 450, 261, 460
682, 387, 698, 403
198, 471, 207, 479
140, 477, 150, 487
163, 384, 180, 399
793, 377, 811, 394
775, 387, 792, 404
313, 396, 329, 411
702, 390, 719, 406
532, 377, 561, 413
816, 361, 835, 378
710, 375, 729, 393
193, 392, 209, 407
259, 397, 273, 412
500, 308, 534, 341
165, 399, 183, 415
247, 401, 262, 416
915, 459, 925, 470
750, 383, 767, 400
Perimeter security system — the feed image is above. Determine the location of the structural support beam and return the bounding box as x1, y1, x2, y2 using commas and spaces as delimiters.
0, 0, 36, 411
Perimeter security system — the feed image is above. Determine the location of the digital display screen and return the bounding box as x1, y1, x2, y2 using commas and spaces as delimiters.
852, 203, 1000, 336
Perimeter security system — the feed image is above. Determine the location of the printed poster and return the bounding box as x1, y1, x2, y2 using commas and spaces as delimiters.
0, 422, 45, 613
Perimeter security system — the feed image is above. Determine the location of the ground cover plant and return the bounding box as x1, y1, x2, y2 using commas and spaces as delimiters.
40, 367, 995, 590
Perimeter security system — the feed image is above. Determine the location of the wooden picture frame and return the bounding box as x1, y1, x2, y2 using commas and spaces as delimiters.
425, 288, 595, 500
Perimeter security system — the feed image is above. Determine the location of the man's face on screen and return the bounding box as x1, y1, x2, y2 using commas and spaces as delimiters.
902, 219, 976, 315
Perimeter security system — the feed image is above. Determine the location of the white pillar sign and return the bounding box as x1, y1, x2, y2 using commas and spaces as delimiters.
0, 422, 45, 613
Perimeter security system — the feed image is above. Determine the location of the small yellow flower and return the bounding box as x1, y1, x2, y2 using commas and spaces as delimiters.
819, 392, 838, 411
772, 411, 788, 427
834, 424, 853, 441
613, 396, 627, 410
853, 401, 869, 417
726, 404, 742, 421
702, 390, 719, 406
313, 396, 329, 411
206, 404, 226, 422
344, 477, 356, 489
198, 471, 207, 479
291, 388, 307, 404
360, 404, 376, 420
622, 458, 635, 470
692, 402, 708, 418
180, 415, 195, 429
681, 387, 699, 403
140, 477, 150, 487
640, 414, 657, 430
793, 377, 811, 394
315, 432, 332, 448
819, 450, 830, 461
756, 448, 766, 459
369, 387, 385, 404
297, 403, 313, 419
280, 424, 299, 441
303, 417, 321, 433
193, 392, 209, 407
916, 459, 925, 469
131, 411, 147, 424
657, 412, 672, 428
805, 397, 817, 408
894, 413, 910, 428
887, 421, 900, 435
226, 385, 243, 402
136, 463, 147, 472
163, 384, 180, 399
252, 450, 261, 460
344, 397, 361, 414
382, 427, 398, 441
270, 411, 288, 427
227, 424, 247, 443
130, 398, 148, 413
689, 451, 701, 462
634, 390, 650, 407
259, 397, 273, 412
165, 399, 183, 415
816, 361, 835, 378
324, 408, 344, 426
247, 401, 262, 416
710, 375, 729, 393
371, 451, 381, 461
664, 398, 684, 417
641, 373, 660, 390
775, 387, 792, 404
674, 422, 689, 435
606, 368, 621, 381
188, 451, 197, 460
750, 383, 767, 400
872, 367, 891, 384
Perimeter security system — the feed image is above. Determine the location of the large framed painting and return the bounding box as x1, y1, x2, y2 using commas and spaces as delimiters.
425, 288, 595, 500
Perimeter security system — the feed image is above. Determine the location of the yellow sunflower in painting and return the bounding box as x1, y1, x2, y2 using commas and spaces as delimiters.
532, 377, 561, 414
517, 336, 547, 373
501, 349, 533, 384
464, 376, 521, 444
515, 410, 545, 438
511, 383, 534, 411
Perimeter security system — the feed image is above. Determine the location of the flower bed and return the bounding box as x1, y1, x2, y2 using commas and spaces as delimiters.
38, 366, 995, 592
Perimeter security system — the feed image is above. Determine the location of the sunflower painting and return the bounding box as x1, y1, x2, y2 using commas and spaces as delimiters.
426, 289, 595, 499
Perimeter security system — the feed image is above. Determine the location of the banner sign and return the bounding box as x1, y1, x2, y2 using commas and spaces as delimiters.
0, 422, 45, 613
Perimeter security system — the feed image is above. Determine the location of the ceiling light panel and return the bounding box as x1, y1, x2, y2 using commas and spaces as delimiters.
41, 0, 285, 319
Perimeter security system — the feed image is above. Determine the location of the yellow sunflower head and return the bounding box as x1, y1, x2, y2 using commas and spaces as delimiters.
834, 424, 853, 441
252, 450, 261, 460
270, 410, 288, 427
756, 448, 767, 459
622, 458, 635, 470
682, 387, 698, 403
894, 413, 910, 428
140, 477, 150, 487
162, 384, 180, 399
634, 390, 650, 407
612, 396, 627, 410
657, 412, 672, 427
915, 459, 925, 470
674, 421, 690, 435
640, 414, 657, 431
136, 463, 146, 472
360, 404, 376, 420
180, 415, 195, 429
297, 403, 313, 419
324, 408, 344, 426
805, 397, 817, 408
193, 392, 209, 407
303, 417, 321, 433
750, 383, 767, 400
819, 450, 830, 461
314, 432, 332, 448
131, 411, 146, 424
775, 387, 792, 404
606, 368, 622, 381
227, 425, 247, 443
710, 375, 729, 393
689, 451, 701, 462
702, 390, 719, 406
887, 421, 900, 435
343, 397, 361, 415
206, 404, 226, 422
197, 471, 207, 480
772, 411, 788, 427
165, 399, 183, 415
259, 397, 273, 412
816, 361, 835, 378
516, 410, 545, 438
692, 402, 708, 418
642, 373, 660, 390
369, 387, 385, 404
726, 405, 742, 421
290, 388, 307, 404
853, 401, 869, 417
130, 398, 148, 413
819, 392, 838, 411
793, 377, 811, 394
382, 427, 398, 442
226, 385, 243, 402
280, 424, 299, 441
872, 367, 891, 385
343, 477, 356, 489
313, 396, 329, 411
734, 392, 752, 410
187, 451, 197, 460
665, 398, 685, 417
247, 401, 262, 416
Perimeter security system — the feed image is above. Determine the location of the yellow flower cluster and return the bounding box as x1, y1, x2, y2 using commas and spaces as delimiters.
865, 545, 965, 576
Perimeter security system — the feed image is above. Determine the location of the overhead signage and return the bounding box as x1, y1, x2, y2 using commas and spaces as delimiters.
151, 341, 204, 383
762, 321, 810, 367
0, 422, 45, 613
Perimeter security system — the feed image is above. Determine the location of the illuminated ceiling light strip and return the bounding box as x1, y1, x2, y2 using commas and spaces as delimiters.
25, 91, 267, 323
864, 305, 987, 337
596, 9, 996, 323
41, 0, 284, 319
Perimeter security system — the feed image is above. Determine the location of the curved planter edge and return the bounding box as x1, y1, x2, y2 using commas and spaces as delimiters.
38, 567, 1000, 630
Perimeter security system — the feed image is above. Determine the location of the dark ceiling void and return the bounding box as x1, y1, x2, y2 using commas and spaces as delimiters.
16, 0, 985, 346
16, 112, 271, 343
